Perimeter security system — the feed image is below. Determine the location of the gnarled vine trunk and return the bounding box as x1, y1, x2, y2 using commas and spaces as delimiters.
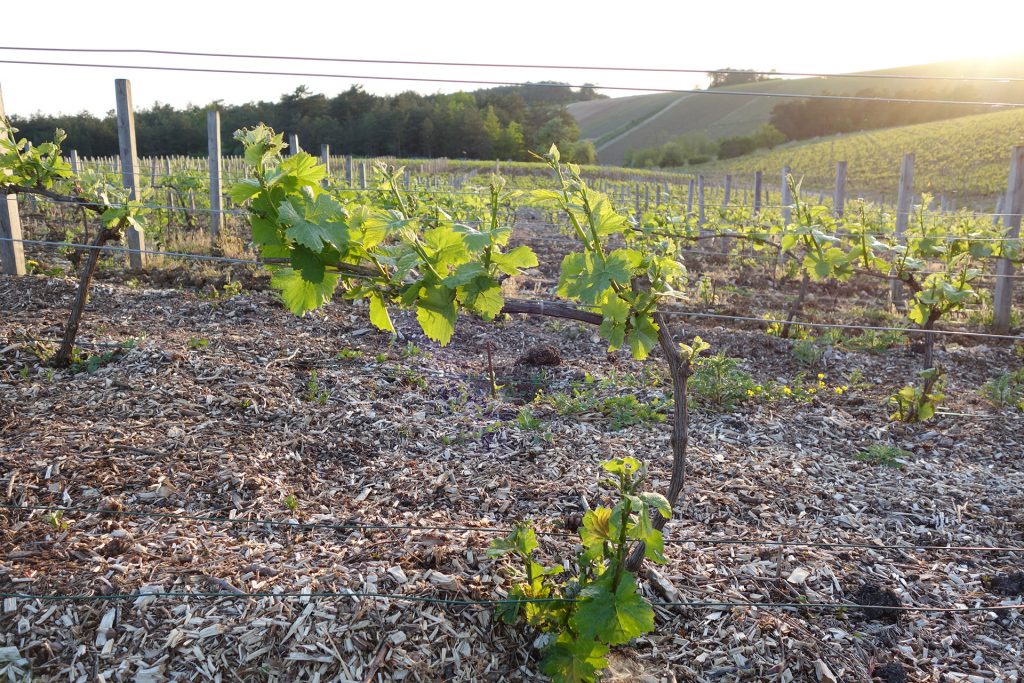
52, 222, 121, 368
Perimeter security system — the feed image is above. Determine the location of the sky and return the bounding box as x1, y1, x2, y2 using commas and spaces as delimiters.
0, 0, 1021, 117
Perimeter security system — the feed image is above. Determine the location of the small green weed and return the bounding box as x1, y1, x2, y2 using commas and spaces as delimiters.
337, 348, 364, 360
46, 511, 69, 531
220, 280, 243, 298
401, 342, 424, 358
546, 388, 597, 416
842, 329, 906, 354
69, 339, 138, 375
980, 368, 1024, 410
689, 354, 755, 410
855, 444, 911, 468
188, 337, 210, 351
283, 494, 299, 512
303, 370, 329, 405
515, 407, 543, 431
600, 395, 668, 430
791, 339, 823, 367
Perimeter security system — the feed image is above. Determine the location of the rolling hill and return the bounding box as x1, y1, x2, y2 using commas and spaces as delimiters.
568, 56, 1024, 166
699, 107, 1024, 207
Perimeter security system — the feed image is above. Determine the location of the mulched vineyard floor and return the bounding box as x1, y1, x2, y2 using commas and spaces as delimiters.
1, 273, 1023, 683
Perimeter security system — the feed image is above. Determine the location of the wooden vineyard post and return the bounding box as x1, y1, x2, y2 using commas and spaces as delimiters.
992, 145, 1024, 335
0, 83, 26, 276
320, 144, 331, 189
697, 175, 706, 232
778, 165, 792, 266
207, 110, 224, 246
834, 161, 847, 218
69, 149, 80, 174
686, 178, 695, 218
360, 163, 367, 190
753, 170, 763, 216
288, 133, 300, 156
345, 156, 353, 187
721, 174, 732, 209
115, 79, 146, 269
891, 153, 915, 306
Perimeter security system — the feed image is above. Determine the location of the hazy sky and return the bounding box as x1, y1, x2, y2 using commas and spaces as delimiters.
1, 0, 1019, 116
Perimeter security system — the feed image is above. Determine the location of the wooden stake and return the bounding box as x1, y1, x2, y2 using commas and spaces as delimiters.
115, 79, 146, 269
891, 153, 915, 306
833, 161, 847, 218
993, 146, 1024, 334
207, 110, 224, 246
0, 83, 26, 275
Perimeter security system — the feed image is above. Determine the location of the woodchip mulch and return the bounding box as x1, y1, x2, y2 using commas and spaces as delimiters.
1, 271, 1023, 683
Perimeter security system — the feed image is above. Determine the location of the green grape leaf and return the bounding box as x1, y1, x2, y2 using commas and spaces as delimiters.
599, 298, 629, 351
627, 500, 666, 564
270, 268, 338, 315
540, 635, 609, 683
589, 198, 627, 236
348, 205, 389, 249
491, 245, 539, 275
275, 152, 327, 190
559, 251, 637, 305
444, 262, 488, 288
907, 301, 930, 325
640, 492, 672, 519
452, 224, 493, 252
290, 246, 326, 284
459, 276, 504, 321
572, 572, 655, 645
423, 225, 470, 271
251, 216, 283, 248
626, 314, 659, 360
487, 524, 538, 558
368, 292, 395, 333
495, 585, 526, 625
601, 456, 641, 477
279, 196, 346, 252
228, 179, 262, 204
578, 507, 614, 557
415, 284, 458, 345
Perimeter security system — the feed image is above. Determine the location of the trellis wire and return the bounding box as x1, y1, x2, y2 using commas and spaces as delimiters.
3, 503, 1022, 554
0, 589, 1020, 614
4, 237, 1024, 334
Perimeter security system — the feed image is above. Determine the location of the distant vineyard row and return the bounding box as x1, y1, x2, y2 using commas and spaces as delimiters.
702, 108, 1024, 206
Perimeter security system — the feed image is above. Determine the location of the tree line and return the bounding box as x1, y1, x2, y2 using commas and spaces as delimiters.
8, 82, 604, 163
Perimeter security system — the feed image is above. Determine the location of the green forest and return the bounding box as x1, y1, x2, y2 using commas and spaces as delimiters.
9, 82, 604, 162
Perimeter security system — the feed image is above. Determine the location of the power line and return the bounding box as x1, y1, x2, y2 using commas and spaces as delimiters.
2, 58, 1023, 107
3, 46, 1024, 84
